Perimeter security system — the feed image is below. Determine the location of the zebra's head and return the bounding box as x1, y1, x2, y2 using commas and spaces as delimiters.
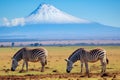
11, 58, 18, 71
65, 59, 73, 73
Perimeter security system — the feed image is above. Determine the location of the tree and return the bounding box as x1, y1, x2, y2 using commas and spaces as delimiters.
11, 42, 15, 47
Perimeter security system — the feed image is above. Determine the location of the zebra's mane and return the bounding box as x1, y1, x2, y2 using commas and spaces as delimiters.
12, 48, 25, 61
68, 48, 84, 59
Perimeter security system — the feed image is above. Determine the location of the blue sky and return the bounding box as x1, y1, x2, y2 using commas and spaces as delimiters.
0, 0, 120, 27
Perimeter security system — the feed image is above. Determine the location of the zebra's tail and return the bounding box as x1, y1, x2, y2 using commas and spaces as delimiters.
106, 58, 109, 64
45, 59, 47, 65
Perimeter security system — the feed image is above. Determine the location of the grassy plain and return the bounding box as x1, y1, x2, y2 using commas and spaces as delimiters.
0, 46, 120, 80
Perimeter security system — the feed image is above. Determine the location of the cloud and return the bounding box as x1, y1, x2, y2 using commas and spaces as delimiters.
11, 17, 25, 26
2, 17, 25, 27
2, 18, 10, 26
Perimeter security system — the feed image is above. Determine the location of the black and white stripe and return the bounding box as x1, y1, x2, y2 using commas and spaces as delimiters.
65, 48, 108, 77
11, 47, 48, 72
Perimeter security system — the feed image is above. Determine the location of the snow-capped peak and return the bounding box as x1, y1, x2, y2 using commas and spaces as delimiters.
2, 4, 90, 27
26, 4, 90, 24
30, 4, 60, 15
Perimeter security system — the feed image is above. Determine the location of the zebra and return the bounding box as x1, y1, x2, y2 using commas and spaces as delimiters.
11, 47, 48, 72
65, 48, 109, 77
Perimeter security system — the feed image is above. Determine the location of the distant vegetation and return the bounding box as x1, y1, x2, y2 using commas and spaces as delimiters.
0, 40, 120, 47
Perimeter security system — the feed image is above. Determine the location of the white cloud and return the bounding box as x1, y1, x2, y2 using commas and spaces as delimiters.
2, 17, 11, 26
11, 18, 25, 26
2, 17, 25, 27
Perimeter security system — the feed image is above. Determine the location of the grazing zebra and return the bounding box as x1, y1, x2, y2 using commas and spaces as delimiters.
11, 47, 48, 72
65, 48, 109, 77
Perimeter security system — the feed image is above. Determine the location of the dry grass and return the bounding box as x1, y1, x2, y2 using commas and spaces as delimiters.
0, 46, 120, 80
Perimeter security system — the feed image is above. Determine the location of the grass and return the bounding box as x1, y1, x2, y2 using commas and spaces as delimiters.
0, 46, 120, 80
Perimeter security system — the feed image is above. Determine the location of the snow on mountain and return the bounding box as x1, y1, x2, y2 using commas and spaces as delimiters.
2, 4, 90, 26
25, 4, 90, 24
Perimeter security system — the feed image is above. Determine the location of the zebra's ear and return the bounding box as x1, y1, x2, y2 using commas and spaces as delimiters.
65, 59, 69, 62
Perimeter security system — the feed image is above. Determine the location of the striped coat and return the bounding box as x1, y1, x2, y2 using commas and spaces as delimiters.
65, 48, 108, 77
11, 47, 48, 72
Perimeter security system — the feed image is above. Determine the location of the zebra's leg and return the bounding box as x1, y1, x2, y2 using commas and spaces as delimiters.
25, 61, 28, 71
80, 62, 83, 74
85, 62, 90, 77
103, 63, 106, 73
40, 58, 46, 72
41, 62, 45, 72
21, 61, 25, 71
100, 59, 104, 74
100, 59, 107, 76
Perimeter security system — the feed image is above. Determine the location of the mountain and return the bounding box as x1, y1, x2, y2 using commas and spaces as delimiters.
0, 4, 120, 40
25, 4, 90, 24
2, 4, 90, 26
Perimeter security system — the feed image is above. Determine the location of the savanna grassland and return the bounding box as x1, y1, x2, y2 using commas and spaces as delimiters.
0, 46, 120, 80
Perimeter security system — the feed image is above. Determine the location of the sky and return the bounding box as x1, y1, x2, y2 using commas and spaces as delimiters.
0, 0, 120, 27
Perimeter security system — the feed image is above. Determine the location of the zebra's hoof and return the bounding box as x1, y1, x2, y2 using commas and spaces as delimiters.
11, 68, 15, 71
19, 70, 24, 73
41, 70, 44, 72
88, 75, 90, 78
101, 73, 108, 77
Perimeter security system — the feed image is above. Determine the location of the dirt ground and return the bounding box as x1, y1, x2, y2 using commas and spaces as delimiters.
0, 71, 120, 80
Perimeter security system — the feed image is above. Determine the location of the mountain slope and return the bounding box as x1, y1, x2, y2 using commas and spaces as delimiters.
0, 23, 120, 40
25, 4, 90, 24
